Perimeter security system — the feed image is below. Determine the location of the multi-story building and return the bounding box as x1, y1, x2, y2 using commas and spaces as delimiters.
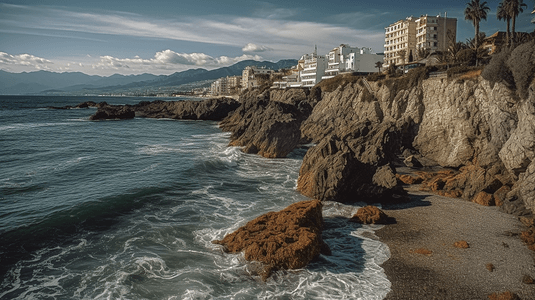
415, 15, 457, 53
210, 75, 241, 95
241, 66, 274, 90
323, 45, 384, 80
384, 17, 417, 68
323, 44, 356, 79
384, 14, 457, 68
299, 47, 327, 88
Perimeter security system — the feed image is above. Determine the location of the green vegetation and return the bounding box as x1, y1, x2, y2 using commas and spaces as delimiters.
482, 39, 535, 98
464, 0, 491, 48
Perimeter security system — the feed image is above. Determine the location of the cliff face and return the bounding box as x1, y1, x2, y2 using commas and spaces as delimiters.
298, 76, 534, 214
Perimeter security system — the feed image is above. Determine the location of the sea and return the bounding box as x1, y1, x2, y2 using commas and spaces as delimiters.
0, 95, 391, 300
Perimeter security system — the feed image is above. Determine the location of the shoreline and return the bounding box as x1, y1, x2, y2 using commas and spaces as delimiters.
376, 185, 535, 299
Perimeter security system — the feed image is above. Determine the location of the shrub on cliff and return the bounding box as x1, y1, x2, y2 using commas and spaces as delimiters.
366, 72, 385, 82
507, 39, 535, 99
482, 39, 535, 98
384, 66, 429, 90
481, 48, 515, 89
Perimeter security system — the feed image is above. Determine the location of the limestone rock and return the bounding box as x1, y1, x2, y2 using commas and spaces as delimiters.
404, 155, 423, 168
297, 132, 407, 203
219, 98, 304, 158
349, 206, 388, 224
373, 165, 398, 189
212, 200, 328, 280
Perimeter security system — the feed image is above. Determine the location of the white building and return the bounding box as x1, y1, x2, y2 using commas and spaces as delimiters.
241, 66, 274, 90
299, 47, 327, 88
323, 45, 384, 80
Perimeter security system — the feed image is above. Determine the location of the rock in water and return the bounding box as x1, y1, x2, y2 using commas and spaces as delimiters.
89, 105, 135, 120
212, 200, 329, 280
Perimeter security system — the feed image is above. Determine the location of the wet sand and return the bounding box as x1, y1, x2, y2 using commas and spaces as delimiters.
377, 186, 535, 299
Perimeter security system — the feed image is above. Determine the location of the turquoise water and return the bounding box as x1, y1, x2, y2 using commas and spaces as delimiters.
0, 96, 390, 299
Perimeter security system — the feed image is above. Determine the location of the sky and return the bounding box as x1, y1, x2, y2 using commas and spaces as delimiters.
1, 0, 534, 76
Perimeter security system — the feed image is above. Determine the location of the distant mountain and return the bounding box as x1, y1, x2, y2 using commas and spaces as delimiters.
0, 59, 298, 95
90, 59, 298, 93
0, 70, 161, 95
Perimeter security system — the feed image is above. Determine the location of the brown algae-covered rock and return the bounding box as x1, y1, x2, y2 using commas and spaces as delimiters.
212, 200, 329, 280
350, 206, 389, 225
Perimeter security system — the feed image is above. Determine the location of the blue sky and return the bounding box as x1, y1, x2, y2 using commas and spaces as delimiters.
1, 0, 534, 75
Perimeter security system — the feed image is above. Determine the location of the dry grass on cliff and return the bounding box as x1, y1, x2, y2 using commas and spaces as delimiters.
316, 73, 361, 93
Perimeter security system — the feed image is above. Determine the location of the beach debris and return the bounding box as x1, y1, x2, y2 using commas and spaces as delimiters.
453, 240, 470, 249
411, 248, 433, 256
487, 291, 520, 300
486, 263, 495, 272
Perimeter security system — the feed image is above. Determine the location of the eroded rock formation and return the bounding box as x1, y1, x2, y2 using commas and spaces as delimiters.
219, 89, 315, 158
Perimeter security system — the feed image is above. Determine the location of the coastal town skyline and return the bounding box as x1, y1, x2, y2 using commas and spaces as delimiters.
1, 0, 534, 76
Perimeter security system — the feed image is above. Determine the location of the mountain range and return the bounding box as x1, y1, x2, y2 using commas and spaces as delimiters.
0, 59, 298, 95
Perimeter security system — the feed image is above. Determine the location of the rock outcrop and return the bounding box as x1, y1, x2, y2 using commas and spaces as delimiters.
87, 98, 240, 121
135, 98, 240, 120
219, 89, 314, 158
212, 200, 329, 280
294, 72, 535, 213
89, 104, 135, 120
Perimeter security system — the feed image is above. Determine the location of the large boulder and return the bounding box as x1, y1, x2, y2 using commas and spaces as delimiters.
297, 122, 407, 203
212, 200, 329, 280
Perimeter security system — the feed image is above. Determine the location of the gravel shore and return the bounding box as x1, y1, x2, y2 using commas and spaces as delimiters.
376, 186, 535, 299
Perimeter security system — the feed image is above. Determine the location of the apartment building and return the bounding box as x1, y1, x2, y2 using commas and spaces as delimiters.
210, 75, 241, 95
415, 15, 457, 53
384, 14, 457, 68
299, 49, 327, 88
241, 66, 274, 90
384, 17, 417, 68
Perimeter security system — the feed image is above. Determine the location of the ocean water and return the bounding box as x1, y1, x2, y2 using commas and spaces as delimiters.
0, 95, 390, 299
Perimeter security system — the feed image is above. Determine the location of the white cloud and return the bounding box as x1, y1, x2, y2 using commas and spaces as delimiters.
0, 4, 387, 58
242, 43, 273, 53
91, 50, 263, 72
0, 52, 53, 71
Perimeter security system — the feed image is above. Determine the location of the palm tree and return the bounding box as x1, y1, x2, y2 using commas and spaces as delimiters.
497, 1, 511, 46
375, 61, 383, 73
465, 0, 491, 48
505, 0, 527, 44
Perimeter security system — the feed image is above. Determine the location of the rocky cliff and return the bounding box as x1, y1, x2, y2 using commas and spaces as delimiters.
225, 72, 534, 215
298, 74, 534, 214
